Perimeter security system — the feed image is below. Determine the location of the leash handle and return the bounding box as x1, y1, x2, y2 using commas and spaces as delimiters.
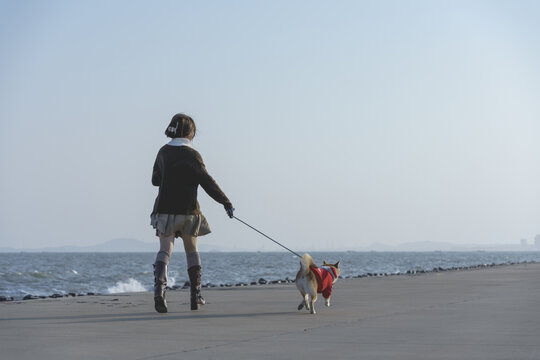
233, 216, 302, 258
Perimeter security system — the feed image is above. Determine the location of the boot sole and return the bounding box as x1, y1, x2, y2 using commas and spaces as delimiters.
154, 296, 168, 313
191, 296, 206, 310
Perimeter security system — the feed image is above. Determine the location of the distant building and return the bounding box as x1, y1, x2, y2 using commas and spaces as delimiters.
535, 235, 540, 249
521, 239, 528, 248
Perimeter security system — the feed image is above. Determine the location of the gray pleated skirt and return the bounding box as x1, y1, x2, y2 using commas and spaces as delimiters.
150, 213, 212, 238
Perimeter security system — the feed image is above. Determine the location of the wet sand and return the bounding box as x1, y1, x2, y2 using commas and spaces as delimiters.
1, 263, 539, 360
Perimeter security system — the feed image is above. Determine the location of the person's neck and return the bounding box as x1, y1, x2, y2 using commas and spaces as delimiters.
168, 138, 191, 147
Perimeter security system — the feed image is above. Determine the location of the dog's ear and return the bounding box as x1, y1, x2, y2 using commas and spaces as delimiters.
323, 260, 329, 266
334, 260, 340, 268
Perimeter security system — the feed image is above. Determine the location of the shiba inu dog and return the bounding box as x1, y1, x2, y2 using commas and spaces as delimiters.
295, 253, 341, 314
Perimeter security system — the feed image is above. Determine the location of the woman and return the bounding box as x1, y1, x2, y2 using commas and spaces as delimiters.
151, 113, 234, 313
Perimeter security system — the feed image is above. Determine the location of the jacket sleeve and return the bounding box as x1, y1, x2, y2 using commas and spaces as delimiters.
151, 153, 162, 186
194, 153, 232, 208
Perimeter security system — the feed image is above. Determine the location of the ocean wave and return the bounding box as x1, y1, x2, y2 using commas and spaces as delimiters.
30, 271, 48, 279
2, 252, 539, 300
167, 276, 176, 288
107, 278, 148, 294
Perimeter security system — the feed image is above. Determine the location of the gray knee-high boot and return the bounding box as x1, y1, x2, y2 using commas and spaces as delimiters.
153, 261, 168, 313
187, 265, 206, 310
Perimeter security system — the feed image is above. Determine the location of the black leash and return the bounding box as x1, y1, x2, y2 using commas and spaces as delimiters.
233, 216, 302, 258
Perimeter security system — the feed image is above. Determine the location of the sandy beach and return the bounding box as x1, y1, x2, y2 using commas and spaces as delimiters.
1, 263, 539, 360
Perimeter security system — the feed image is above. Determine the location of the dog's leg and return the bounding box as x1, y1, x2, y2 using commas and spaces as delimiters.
310, 294, 317, 314
303, 294, 310, 311
325, 297, 331, 307
298, 292, 305, 311
297, 290, 308, 310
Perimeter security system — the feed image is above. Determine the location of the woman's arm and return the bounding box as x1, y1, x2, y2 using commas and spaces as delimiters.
199, 164, 232, 208
194, 153, 232, 208
151, 155, 162, 186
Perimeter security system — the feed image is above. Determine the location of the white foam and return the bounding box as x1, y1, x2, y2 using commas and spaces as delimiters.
30, 271, 48, 278
71, 270, 79, 275
107, 278, 147, 294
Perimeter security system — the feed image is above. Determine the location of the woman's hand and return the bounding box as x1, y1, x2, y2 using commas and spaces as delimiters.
225, 204, 234, 218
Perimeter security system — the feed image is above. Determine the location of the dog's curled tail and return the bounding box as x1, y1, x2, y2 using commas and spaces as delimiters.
299, 253, 315, 275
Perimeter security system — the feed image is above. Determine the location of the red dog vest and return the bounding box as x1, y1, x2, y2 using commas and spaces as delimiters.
310, 266, 337, 299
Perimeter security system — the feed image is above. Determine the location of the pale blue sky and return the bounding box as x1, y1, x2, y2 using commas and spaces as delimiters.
1, 1, 539, 251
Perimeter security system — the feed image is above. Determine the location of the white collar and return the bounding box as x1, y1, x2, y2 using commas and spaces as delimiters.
167, 138, 192, 147
322, 266, 338, 281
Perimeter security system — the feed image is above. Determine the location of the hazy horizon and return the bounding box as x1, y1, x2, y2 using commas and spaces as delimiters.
1, 1, 539, 251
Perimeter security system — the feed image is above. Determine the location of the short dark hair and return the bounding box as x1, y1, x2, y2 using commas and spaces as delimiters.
165, 113, 197, 140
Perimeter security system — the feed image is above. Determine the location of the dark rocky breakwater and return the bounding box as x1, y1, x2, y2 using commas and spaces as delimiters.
0, 292, 103, 302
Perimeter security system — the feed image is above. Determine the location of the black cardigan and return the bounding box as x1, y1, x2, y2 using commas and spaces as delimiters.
151, 145, 232, 215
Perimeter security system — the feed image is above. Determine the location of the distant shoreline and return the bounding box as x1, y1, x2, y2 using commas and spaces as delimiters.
1, 249, 540, 253
2, 237, 538, 253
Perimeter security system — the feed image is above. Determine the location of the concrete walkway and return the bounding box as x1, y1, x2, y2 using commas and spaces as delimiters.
1, 263, 539, 360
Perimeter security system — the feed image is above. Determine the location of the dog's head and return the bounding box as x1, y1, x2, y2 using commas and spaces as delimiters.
322, 260, 341, 282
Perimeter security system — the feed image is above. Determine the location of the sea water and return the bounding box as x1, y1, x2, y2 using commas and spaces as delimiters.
0, 251, 539, 300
